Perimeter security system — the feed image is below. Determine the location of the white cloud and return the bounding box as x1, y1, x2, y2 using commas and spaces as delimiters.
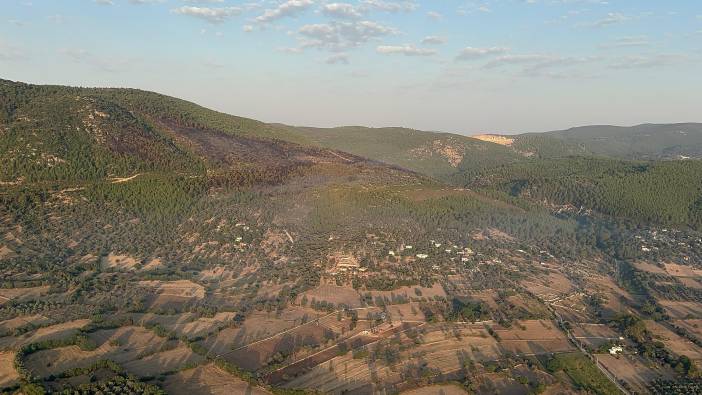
377, 44, 436, 56
129, 0, 165, 4
0, 40, 26, 61
322, 3, 363, 19
609, 54, 687, 69
172, 6, 242, 23
361, 0, 417, 13
599, 36, 650, 49
456, 46, 509, 61
94, 0, 114, 5
421, 36, 446, 45
483, 54, 553, 68
579, 12, 632, 27
255, 0, 314, 23
326, 53, 350, 64
427, 11, 442, 20
298, 20, 397, 51
59, 48, 133, 73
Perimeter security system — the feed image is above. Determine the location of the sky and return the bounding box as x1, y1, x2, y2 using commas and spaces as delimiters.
1, 0, 701, 134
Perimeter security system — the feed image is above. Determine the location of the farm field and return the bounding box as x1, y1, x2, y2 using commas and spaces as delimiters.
596, 354, 667, 394
0, 351, 18, 389
571, 323, 621, 349
658, 300, 702, 319
1, 78, 702, 395
162, 364, 272, 395
645, 320, 702, 361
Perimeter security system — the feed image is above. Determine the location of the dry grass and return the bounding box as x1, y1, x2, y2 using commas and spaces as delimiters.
24, 326, 168, 377
0, 314, 51, 333
101, 253, 139, 271
659, 300, 702, 319
571, 323, 621, 349
0, 286, 50, 306
645, 320, 702, 361
595, 354, 667, 394
122, 346, 205, 377
664, 263, 699, 278
298, 283, 362, 307
162, 364, 272, 395
0, 319, 90, 350
0, 245, 14, 261
632, 261, 667, 275
0, 351, 19, 388
493, 320, 574, 355
401, 384, 469, 395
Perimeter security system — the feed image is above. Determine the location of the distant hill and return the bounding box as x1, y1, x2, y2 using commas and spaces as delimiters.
543, 123, 702, 160
468, 156, 702, 230
290, 126, 525, 180
475, 123, 702, 160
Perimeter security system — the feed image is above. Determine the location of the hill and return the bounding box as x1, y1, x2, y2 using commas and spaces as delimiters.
475, 123, 702, 160
2, 79, 702, 395
467, 156, 702, 230
291, 126, 525, 180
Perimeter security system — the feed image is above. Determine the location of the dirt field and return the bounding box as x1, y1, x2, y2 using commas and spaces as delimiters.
200, 307, 318, 356
589, 276, 637, 319
595, 354, 667, 394
0, 314, 51, 333
672, 319, 702, 340
659, 300, 702, 319
122, 346, 204, 376
162, 364, 272, 395
368, 283, 446, 301
475, 373, 529, 395
0, 351, 19, 389
492, 320, 574, 355
141, 258, 164, 271
138, 280, 205, 308
401, 384, 469, 395
521, 272, 573, 301
298, 283, 362, 308
0, 245, 14, 261
0, 286, 50, 305
571, 323, 621, 349
664, 263, 699, 278
0, 319, 90, 350
645, 320, 702, 361
135, 312, 236, 339
24, 326, 169, 377
632, 261, 667, 275
283, 322, 504, 393
101, 253, 139, 271
678, 277, 702, 289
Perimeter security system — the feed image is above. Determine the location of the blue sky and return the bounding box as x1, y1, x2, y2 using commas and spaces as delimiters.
1, 0, 701, 134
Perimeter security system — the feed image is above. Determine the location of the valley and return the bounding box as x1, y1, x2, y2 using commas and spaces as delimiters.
1, 79, 702, 394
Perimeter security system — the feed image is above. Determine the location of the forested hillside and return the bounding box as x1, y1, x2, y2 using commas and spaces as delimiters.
292, 126, 524, 180
2, 79, 702, 395
543, 123, 702, 160
467, 157, 702, 230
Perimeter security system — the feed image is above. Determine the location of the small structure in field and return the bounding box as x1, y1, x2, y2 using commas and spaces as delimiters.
609, 345, 624, 355
330, 253, 360, 270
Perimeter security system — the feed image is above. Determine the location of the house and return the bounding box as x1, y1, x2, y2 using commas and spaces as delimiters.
609, 345, 624, 355
416, 254, 429, 259
330, 253, 360, 270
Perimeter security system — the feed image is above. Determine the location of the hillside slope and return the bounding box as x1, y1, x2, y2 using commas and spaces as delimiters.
545, 123, 702, 160
291, 125, 525, 180
468, 156, 702, 230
